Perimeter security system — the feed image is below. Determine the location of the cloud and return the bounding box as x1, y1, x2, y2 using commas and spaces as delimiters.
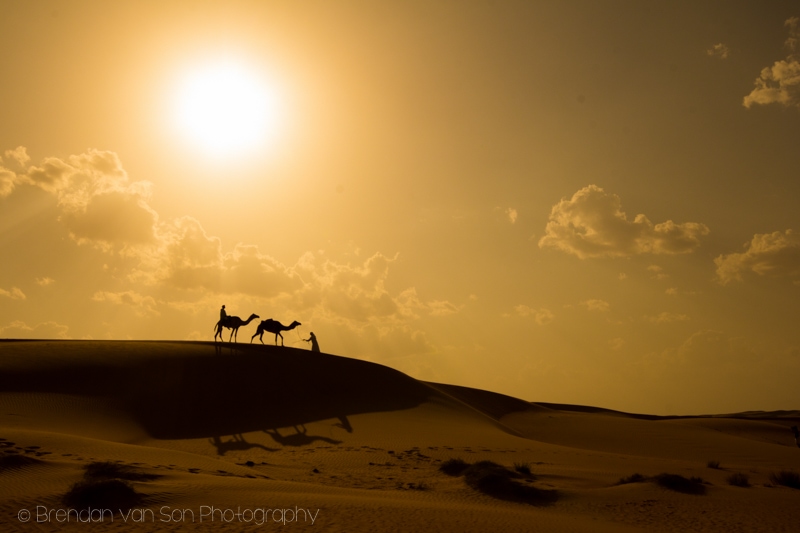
0, 287, 25, 300
743, 17, 800, 109
706, 43, 730, 59
581, 299, 610, 312
715, 229, 800, 284
647, 264, 669, 280
36, 277, 55, 287
538, 185, 709, 258
506, 207, 518, 224
2, 147, 460, 344
0, 320, 69, 339
92, 290, 160, 317
514, 304, 554, 325
646, 312, 690, 323
3, 148, 158, 251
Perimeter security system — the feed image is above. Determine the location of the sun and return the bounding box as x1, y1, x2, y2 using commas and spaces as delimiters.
171, 60, 282, 158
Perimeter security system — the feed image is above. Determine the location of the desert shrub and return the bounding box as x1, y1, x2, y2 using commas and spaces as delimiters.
84, 461, 159, 481
769, 470, 800, 489
727, 472, 750, 487
63, 479, 143, 511
0, 454, 41, 471
706, 460, 720, 469
439, 458, 469, 476
513, 462, 534, 477
463, 461, 557, 505
654, 473, 706, 495
617, 473, 647, 485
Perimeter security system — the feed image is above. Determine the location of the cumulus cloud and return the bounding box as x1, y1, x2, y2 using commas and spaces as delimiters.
715, 229, 800, 284
3, 148, 158, 251
2, 147, 460, 346
514, 304, 554, 325
0, 287, 25, 300
743, 17, 800, 109
706, 43, 730, 59
538, 185, 709, 259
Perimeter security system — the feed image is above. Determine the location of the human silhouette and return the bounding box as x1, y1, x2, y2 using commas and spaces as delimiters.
214, 313, 260, 342
220, 305, 229, 322
792, 425, 799, 448
304, 332, 320, 352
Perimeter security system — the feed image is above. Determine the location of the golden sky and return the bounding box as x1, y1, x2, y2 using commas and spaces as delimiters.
2, 0, 799, 415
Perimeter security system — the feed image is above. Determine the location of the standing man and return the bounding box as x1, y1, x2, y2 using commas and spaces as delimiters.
304, 332, 320, 352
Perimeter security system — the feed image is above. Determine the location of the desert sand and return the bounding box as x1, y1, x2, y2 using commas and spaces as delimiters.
1, 340, 799, 532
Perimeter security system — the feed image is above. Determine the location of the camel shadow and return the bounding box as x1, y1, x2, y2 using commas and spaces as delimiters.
210, 434, 279, 456
263, 425, 342, 447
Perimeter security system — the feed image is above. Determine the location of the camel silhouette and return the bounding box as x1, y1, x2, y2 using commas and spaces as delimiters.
250, 319, 301, 346
214, 313, 260, 343
263, 426, 341, 447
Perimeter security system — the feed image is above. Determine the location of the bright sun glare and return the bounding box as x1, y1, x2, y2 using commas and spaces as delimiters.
172, 60, 282, 158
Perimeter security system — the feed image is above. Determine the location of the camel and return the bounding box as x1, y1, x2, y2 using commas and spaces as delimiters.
214, 313, 259, 343
250, 319, 301, 346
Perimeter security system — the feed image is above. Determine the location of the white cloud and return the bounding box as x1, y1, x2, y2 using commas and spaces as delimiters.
706, 43, 730, 59
538, 185, 709, 259
715, 229, 800, 284
36, 277, 55, 287
743, 18, 800, 109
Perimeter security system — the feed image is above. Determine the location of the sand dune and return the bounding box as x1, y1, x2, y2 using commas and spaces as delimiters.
1, 340, 799, 532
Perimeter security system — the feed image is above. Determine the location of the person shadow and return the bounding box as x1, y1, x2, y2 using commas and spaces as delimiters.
209, 434, 279, 456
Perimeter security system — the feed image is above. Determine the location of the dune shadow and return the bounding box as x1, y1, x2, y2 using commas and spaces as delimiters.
0, 341, 432, 440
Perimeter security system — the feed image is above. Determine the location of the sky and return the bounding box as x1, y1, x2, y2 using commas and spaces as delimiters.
1, 0, 799, 415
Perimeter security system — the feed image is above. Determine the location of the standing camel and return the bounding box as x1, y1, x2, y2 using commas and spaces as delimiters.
250, 319, 301, 346
214, 313, 259, 343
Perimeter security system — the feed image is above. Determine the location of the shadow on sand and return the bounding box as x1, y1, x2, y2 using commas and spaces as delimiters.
0, 341, 432, 440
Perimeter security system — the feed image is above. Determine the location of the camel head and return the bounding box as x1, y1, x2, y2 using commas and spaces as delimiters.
289, 320, 302, 329
248, 313, 260, 320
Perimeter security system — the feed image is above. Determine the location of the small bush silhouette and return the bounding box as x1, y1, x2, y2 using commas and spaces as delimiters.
654, 473, 706, 495
727, 472, 750, 487
440, 459, 557, 505
513, 462, 534, 477
0, 454, 41, 472
63, 479, 143, 511
616, 473, 647, 485
706, 460, 720, 469
84, 461, 159, 482
769, 470, 800, 489
439, 458, 469, 476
